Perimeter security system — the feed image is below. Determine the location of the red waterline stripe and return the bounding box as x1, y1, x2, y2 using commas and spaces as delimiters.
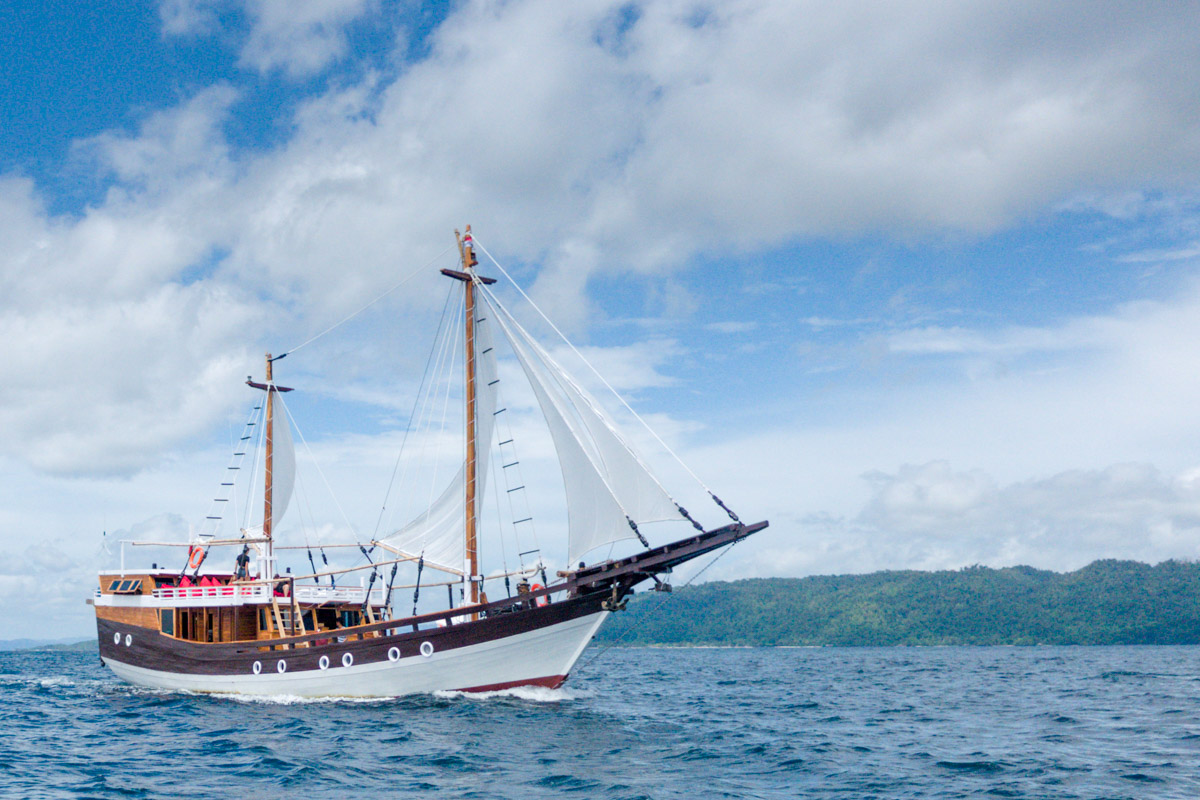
456, 674, 567, 693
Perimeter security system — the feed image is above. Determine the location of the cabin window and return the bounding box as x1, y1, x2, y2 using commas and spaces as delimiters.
107, 580, 121, 591
128, 580, 142, 593
117, 580, 132, 592
160, 610, 174, 636
317, 608, 338, 629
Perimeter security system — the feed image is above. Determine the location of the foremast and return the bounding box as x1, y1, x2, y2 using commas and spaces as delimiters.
247, 353, 293, 573
441, 226, 497, 609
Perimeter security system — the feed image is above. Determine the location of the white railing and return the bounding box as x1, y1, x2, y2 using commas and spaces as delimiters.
294, 585, 382, 604
153, 585, 270, 602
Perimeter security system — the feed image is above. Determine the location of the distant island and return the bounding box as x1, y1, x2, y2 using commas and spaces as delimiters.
594, 559, 1200, 646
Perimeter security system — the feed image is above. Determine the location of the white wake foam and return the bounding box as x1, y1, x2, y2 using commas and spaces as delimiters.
434, 685, 590, 703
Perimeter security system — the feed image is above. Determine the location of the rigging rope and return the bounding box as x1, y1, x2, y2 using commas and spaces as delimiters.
278, 243, 455, 358
275, 392, 359, 544
372, 284, 458, 539
427, 298, 463, 522
412, 555, 424, 616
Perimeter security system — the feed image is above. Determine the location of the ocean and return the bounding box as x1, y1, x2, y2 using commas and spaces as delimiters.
2, 645, 1197, 799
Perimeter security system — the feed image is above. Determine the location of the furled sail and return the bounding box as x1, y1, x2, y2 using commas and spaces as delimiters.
483, 291, 679, 565
382, 309, 499, 574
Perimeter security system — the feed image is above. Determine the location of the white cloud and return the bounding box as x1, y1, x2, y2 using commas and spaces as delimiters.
160, 1, 377, 77
706, 321, 757, 334
238, 0, 378, 78
0, 283, 256, 476
1118, 242, 1200, 264
159, 0, 225, 36
707, 459, 1200, 583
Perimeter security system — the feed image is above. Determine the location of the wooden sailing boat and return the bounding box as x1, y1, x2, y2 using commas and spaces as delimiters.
91, 228, 767, 697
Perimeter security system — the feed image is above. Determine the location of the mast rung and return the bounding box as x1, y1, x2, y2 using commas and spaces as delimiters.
482, 348, 494, 354
487, 379, 499, 386
502, 461, 519, 469
234, 452, 246, 456
240, 435, 251, 441
506, 485, 525, 493
206, 516, 222, 520
498, 439, 513, 445
493, 408, 506, 415
513, 517, 533, 524
214, 498, 228, 502
228, 467, 240, 470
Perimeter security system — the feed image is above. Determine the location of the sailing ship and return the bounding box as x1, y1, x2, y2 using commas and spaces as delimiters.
91, 228, 767, 697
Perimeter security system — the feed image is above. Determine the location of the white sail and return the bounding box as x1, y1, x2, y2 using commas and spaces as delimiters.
483, 292, 679, 565
271, 391, 296, 529
383, 306, 499, 573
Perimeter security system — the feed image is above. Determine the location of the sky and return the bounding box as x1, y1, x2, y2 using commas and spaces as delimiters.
4, 0, 1200, 638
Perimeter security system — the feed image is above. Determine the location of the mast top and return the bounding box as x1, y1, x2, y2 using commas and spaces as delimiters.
443, 225, 497, 285
247, 354, 294, 392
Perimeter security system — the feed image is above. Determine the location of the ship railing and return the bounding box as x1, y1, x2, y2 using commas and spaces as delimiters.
152, 585, 271, 601
293, 585, 382, 604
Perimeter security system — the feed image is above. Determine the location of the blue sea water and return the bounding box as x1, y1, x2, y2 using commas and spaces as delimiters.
2, 645, 1198, 799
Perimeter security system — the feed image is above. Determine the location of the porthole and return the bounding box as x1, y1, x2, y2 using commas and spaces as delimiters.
276, 660, 287, 674
342, 652, 354, 667
124, 634, 132, 647
112, 632, 120, 644
318, 655, 330, 670
252, 660, 262, 675
420, 641, 434, 658
388, 646, 401, 662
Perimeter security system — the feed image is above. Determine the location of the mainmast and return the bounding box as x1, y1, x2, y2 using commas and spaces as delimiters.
247, 354, 293, 570
441, 226, 496, 607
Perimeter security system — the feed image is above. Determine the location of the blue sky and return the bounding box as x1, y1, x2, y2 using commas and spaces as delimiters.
5, 1, 1200, 637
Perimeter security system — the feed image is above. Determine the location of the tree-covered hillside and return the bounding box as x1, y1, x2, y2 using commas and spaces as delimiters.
595, 560, 1200, 646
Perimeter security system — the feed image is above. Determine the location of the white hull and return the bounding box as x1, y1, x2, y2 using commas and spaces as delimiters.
103, 610, 608, 698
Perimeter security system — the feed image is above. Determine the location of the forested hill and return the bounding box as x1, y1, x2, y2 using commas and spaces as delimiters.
594, 560, 1200, 646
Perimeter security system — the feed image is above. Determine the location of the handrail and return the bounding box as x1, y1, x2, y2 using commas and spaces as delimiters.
153, 585, 270, 600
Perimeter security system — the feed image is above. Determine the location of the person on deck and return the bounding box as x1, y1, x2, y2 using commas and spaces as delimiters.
234, 546, 251, 580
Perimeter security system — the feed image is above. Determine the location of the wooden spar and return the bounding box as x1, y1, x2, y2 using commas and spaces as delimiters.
371, 541, 464, 575
265, 355, 274, 544
462, 229, 479, 608
289, 554, 418, 582
442, 226, 496, 615
130, 538, 270, 547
